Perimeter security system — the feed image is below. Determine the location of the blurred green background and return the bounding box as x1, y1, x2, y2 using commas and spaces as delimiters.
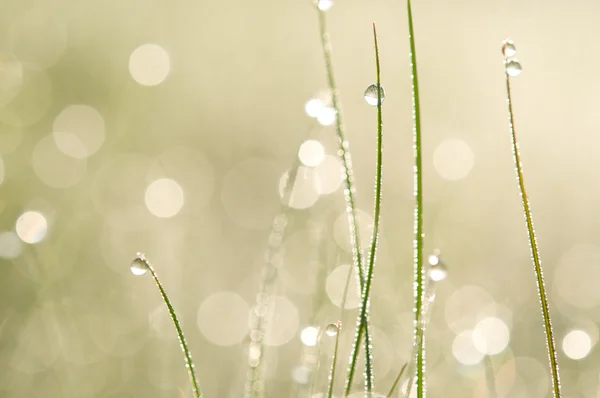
1, 0, 600, 397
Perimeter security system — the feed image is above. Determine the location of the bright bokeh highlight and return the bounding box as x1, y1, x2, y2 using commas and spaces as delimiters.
129, 44, 171, 86
563, 330, 592, 360
145, 178, 184, 218
15, 211, 48, 244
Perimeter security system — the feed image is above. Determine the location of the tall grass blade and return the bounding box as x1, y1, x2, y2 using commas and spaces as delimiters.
405, 0, 425, 396
326, 321, 343, 398
346, 22, 384, 395
387, 363, 408, 398
501, 39, 562, 398
130, 253, 202, 398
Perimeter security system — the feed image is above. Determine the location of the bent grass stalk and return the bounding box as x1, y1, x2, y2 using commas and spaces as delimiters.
502, 45, 562, 398
315, 6, 373, 394
406, 0, 426, 397
346, 22, 384, 395
131, 253, 202, 398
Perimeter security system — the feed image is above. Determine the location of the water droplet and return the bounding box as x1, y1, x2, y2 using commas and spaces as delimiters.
130, 253, 148, 276
505, 60, 522, 77
325, 322, 339, 336
428, 260, 447, 282
502, 40, 517, 58
317, 0, 333, 11
364, 83, 385, 106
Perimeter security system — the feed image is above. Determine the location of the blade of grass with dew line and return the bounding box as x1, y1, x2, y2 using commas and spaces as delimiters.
346, 22, 384, 395
501, 39, 562, 398
387, 363, 408, 398
406, 1, 425, 396
130, 253, 202, 398
315, 5, 373, 394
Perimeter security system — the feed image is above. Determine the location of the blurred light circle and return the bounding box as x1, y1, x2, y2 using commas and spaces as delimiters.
197, 291, 250, 346
129, 44, 170, 86
9, 9, 67, 69
433, 139, 474, 181
305, 99, 324, 118
298, 140, 325, 167
147, 147, 215, 212
15, 211, 47, 244
279, 166, 320, 209
452, 330, 484, 365
333, 209, 373, 252
0, 53, 23, 106
555, 245, 600, 308
0, 67, 52, 127
280, 230, 321, 295
52, 104, 105, 159
300, 326, 319, 346
326, 264, 361, 309
145, 178, 184, 218
0, 231, 23, 258
472, 316, 510, 355
314, 154, 343, 195
445, 285, 495, 334
222, 158, 280, 230
263, 296, 299, 347
292, 365, 311, 384
317, 107, 336, 126
32, 135, 86, 188
562, 330, 592, 360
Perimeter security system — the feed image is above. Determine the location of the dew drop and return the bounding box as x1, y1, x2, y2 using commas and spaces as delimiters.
130, 253, 149, 276
505, 60, 522, 77
325, 323, 339, 337
317, 0, 333, 11
502, 40, 517, 58
364, 83, 385, 106
428, 260, 447, 282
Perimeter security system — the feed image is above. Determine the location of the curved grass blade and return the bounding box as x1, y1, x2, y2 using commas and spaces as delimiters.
405, 1, 425, 397
314, 6, 373, 395
131, 253, 202, 398
502, 40, 562, 398
346, 22, 384, 395
387, 363, 408, 398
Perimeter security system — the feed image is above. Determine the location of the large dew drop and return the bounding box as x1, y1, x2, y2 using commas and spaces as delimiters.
317, 0, 333, 11
325, 322, 339, 337
130, 253, 149, 276
364, 83, 385, 106
502, 40, 517, 58
427, 251, 448, 282
505, 60, 522, 77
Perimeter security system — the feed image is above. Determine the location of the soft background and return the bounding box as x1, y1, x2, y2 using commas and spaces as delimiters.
1, 0, 599, 397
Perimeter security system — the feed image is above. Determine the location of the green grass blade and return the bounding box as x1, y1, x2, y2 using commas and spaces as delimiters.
326, 321, 343, 398
406, 0, 425, 397
315, 7, 373, 395
502, 41, 562, 398
345, 22, 384, 395
387, 363, 408, 398
131, 253, 202, 398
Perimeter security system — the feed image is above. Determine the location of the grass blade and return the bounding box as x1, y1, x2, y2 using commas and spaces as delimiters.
387, 363, 408, 398
314, 6, 373, 394
130, 253, 202, 398
502, 40, 562, 398
346, 22, 384, 395
326, 321, 343, 398
406, 1, 426, 397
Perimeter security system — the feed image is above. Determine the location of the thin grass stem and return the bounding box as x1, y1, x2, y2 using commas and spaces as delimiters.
387, 363, 408, 398
132, 253, 202, 398
406, 1, 425, 397
347, 22, 384, 395
503, 47, 562, 398
315, 7, 373, 395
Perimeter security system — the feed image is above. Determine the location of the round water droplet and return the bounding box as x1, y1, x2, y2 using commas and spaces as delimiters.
502, 40, 517, 58
325, 323, 339, 337
130, 254, 148, 276
317, 0, 333, 11
428, 260, 448, 282
364, 83, 385, 106
505, 60, 522, 77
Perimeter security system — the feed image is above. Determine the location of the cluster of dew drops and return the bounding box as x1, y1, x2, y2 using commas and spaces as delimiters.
503, 39, 522, 77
